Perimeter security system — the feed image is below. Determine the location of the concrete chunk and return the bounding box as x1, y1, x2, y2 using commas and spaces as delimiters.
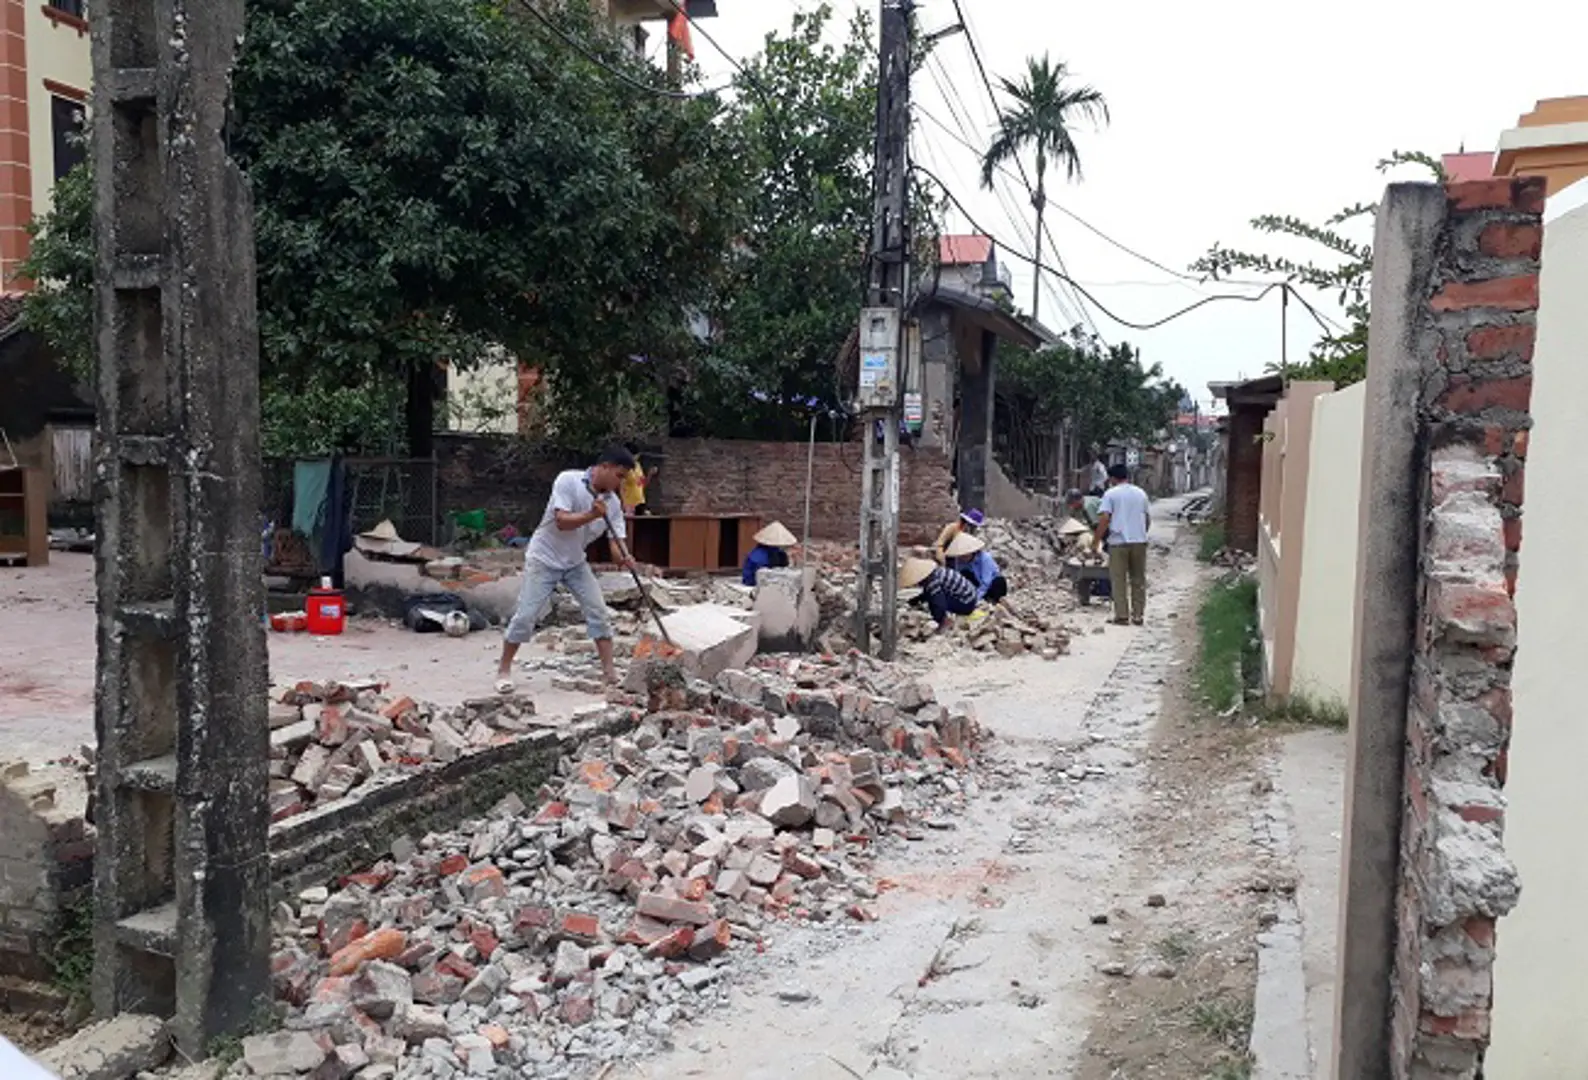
656, 605, 760, 681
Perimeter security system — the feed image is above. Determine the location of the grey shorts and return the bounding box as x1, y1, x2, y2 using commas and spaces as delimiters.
503, 559, 612, 644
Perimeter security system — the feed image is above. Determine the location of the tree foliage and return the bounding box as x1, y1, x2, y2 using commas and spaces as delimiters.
670, 4, 875, 440
1190, 150, 1445, 387
980, 54, 1108, 318
997, 328, 1185, 459
20, 0, 741, 455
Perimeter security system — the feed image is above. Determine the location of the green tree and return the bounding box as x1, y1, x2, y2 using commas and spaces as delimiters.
997, 328, 1184, 467
1190, 150, 1445, 387
19, 0, 741, 455
979, 55, 1109, 321
670, 4, 874, 440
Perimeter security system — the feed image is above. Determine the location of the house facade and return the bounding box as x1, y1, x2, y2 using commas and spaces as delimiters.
0, 1, 90, 289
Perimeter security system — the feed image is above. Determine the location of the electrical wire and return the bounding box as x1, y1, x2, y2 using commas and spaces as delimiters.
515, 0, 729, 100
914, 164, 1286, 332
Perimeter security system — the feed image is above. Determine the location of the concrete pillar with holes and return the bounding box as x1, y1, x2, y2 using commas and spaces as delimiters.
89, 0, 270, 1054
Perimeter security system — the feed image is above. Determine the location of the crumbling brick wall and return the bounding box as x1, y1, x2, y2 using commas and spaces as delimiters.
1389, 177, 1541, 1078
436, 434, 961, 546
1224, 406, 1266, 553
0, 766, 92, 983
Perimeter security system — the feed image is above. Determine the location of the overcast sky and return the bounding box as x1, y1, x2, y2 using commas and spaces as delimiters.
682, 0, 1581, 410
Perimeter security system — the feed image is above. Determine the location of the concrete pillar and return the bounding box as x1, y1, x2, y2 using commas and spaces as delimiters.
917, 307, 953, 453
90, 0, 270, 1057
956, 329, 996, 513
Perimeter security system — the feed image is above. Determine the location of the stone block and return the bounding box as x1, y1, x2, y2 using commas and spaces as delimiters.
753, 567, 819, 652
656, 605, 760, 681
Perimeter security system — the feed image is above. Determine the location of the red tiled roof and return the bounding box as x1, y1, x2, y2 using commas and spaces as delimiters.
939, 234, 993, 266
1443, 151, 1495, 183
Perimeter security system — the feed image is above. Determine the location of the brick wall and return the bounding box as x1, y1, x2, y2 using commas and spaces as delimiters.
0, 766, 92, 982
1389, 177, 1540, 1079
650, 439, 960, 545
1224, 406, 1266, 553
436, 435, 961, 546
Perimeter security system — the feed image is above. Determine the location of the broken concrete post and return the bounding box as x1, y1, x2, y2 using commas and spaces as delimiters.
752, 567, 820, 652
654, 605, 760, 681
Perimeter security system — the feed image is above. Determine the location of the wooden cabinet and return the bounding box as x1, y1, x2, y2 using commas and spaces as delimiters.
588, 514, 762, 573
0, 466, 48, 566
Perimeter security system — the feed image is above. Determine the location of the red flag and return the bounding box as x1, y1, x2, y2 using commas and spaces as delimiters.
667, 10, 694, 60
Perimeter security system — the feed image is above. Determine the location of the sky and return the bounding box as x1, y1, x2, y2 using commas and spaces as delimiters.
675, 0, 1584, 412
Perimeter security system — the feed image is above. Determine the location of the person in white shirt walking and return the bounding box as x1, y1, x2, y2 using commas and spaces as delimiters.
496, 447, 636, 691
1091, 463, 1151, 625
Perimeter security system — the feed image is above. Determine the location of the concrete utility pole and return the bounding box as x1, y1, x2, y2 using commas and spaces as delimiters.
854, 0, 913, 659
90, 0, 270, 1056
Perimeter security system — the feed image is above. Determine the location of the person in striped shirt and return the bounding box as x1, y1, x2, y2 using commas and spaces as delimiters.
902, 556, 978, 631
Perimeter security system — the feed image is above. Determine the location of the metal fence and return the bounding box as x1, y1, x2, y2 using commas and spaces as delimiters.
262, 456, 438, 546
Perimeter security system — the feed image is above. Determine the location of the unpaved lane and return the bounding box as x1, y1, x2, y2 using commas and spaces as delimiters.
617, 499, 1200, 1080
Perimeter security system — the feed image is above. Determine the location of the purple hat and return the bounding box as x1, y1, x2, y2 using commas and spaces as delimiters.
959, 509, 985, 528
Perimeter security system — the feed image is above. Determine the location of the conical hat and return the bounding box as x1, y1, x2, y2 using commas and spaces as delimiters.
1059, 518, 1091, 537
358, 519, 401, 542
900, 557, 937, 588
944, 532, 985, 558
754, 521, 798, 547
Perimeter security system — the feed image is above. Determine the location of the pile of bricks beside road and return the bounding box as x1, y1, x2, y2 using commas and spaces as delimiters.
237, 655, 977, 1078
269, 683, 544, 823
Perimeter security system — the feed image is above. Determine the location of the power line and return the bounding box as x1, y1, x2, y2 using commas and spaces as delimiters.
915, 164, 1286, 332
946, 2, 1099, 338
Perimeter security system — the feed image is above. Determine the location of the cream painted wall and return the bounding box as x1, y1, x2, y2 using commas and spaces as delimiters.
1488, 178, 1588, 1076
447, 360, 519, 435
1290, 381, 1366, 708
23, 8, 91, 219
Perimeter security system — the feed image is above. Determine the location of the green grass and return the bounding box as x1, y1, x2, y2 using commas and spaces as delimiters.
1196, 523, 1227, 563
1261, 691, 1349, 729
1206, 1056, 1255, 1080
47, 895, 94, 1006
1191, 996, 1255, 1047
1196, 576, 1259, 711
1156, 929, 1197, 966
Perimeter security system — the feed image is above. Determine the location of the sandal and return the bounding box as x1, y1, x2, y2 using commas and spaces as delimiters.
495, 677, 515, 694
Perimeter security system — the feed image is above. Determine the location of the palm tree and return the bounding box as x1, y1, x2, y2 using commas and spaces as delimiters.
980, 55, 1109, 321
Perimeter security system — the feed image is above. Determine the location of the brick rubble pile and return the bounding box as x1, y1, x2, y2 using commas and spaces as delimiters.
269, 683, 543, 823
239, 655, 979, 1079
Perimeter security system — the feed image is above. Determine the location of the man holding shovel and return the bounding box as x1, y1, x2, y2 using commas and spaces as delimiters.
495, 447, 636, 691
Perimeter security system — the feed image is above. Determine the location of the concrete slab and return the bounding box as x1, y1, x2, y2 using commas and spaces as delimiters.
754, 567, 819, 652
657, 604, 759, 680
34, 1014, 169, 1080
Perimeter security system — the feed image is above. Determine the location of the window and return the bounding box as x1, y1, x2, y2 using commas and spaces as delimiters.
46, 1, 87, 18
51, 95, 86, 182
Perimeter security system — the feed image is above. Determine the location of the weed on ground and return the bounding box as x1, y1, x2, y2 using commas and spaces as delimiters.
1195, 575, 1258, 711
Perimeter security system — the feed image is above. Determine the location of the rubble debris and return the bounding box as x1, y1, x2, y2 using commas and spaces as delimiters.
266, 680, 540, 823
245, 653, 981, 1078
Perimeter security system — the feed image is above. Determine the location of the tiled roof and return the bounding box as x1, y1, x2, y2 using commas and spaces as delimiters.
1442, 151, 1495, 183
939, 234, 993, 267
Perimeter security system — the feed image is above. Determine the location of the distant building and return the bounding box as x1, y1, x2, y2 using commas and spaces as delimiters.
1443, 96, 1588, 197
936, 235, 1013, 303
0, 3, 91, 287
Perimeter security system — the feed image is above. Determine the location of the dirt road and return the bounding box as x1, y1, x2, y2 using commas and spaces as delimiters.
610, 496, 1285, 1080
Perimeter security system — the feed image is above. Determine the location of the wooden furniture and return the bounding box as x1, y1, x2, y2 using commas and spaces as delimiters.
588, 513, 763, 573
0, 466, 48, 566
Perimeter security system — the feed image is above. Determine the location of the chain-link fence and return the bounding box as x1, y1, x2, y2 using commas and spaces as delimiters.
262, 456, 438, 546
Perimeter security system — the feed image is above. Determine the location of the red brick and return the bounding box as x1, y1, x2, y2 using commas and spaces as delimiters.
1420, 1008, 1490, 1041
635, 892, 715, 926
1430, 580, 1515, 642
1503, 516, 1521, 552
1464, 917, 1497, 949
687, 918, 733, 962
438, 853, 469, 876
558, 911, 600, 943
1513, 430, 1529, 459
1478, 222, 1542, 260
468, 927, 499, 959
1455, 803, 1503, 825
1501, 466, 1525, 506
1447, 180, 1521, 210
1465, 324, 1534, 362
380, 696, 416, 720
514, 904, 553, 932
1488, 748, 1509, 786
1429, 276, 1538, 313
436, 952, 478, 982
1437, 375, 1533, 413
642, 926, 696, 959
1481, 425, 1508, 457
1505, 566, 1517, 599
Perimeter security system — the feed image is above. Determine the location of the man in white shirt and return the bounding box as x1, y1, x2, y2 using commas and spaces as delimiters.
1091, 463, 1151, 625
495, 447, 636, 690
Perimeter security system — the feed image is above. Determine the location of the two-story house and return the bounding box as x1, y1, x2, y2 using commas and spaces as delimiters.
0, 0, 91, 289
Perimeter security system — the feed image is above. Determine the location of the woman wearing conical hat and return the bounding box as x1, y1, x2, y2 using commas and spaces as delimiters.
742, 521, 797, 586
901, 555, 979, 632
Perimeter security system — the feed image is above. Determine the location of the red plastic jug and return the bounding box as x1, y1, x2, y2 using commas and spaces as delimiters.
305, 577, 346, 636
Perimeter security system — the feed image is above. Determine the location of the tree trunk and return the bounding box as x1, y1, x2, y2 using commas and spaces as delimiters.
1032, 202, 1046, 321
406, 363, 437, 459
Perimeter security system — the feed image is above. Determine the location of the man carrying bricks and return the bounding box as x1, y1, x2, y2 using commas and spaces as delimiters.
495, 447, 637, 691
